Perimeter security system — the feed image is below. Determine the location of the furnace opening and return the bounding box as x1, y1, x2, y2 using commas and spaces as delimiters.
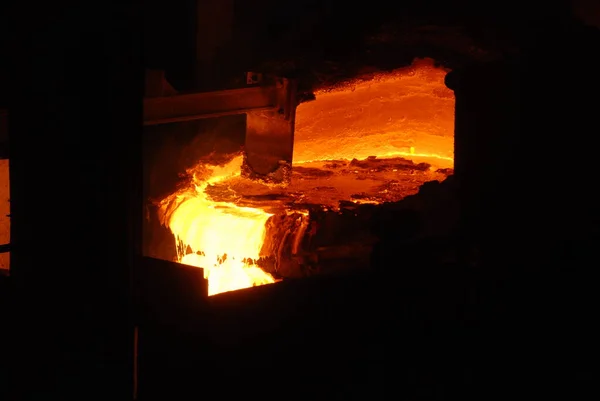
153, 58, 455, 296
294, 58, 454, 167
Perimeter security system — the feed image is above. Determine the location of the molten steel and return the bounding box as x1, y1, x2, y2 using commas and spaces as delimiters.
160, 58, 454, 295
160, 156, 275, 296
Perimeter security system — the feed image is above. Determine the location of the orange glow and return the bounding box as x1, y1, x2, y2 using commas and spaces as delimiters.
294, 58, 454, 168
160, 156, 275, 296
159, 58, 454, 295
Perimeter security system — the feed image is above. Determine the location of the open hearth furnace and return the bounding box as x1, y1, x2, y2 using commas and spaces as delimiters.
5, 2, 600, 400
143, 58, 455, 296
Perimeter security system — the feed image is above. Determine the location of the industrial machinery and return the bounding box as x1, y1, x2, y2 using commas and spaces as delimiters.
143, 70, 297, 182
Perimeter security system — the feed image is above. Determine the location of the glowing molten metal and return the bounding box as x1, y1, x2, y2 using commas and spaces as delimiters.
294, 58, 454, 168
161, 156, 275, 296
160, 58, 454, 296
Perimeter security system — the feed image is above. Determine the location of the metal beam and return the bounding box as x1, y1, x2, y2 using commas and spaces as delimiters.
143, 86, 280, 126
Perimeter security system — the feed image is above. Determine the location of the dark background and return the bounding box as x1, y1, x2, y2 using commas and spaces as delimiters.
143, 0, 597, 91
2, 0, 600, 400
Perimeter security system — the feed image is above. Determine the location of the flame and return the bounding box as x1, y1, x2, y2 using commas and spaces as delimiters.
160, 156, 275, 296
